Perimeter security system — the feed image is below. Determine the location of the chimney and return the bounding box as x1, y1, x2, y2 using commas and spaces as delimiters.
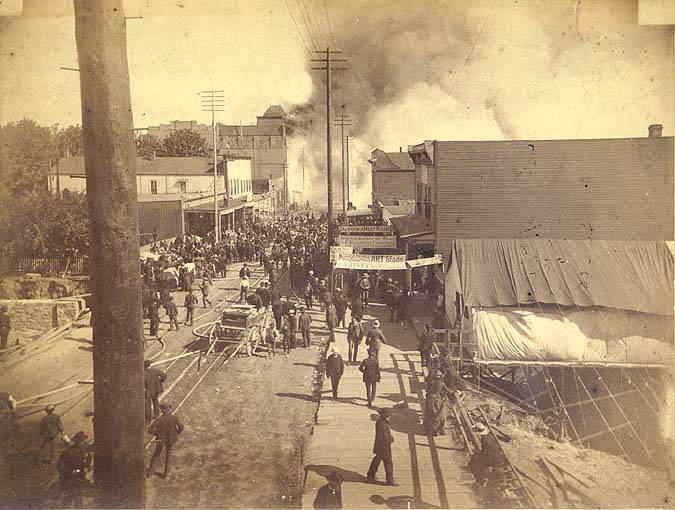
648, 124, 663, 138
151, 150, 156, 160
399, 147, 402, 152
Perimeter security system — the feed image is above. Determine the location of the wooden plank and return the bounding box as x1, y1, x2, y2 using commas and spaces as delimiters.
544, 455, 596, 488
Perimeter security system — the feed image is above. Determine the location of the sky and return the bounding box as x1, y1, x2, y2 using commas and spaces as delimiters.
1, 0, 673, 207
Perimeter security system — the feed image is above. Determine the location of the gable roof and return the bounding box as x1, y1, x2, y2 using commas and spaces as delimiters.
434, 136, 674, 242
261, 105, 287, 118
370, 149, 415, 171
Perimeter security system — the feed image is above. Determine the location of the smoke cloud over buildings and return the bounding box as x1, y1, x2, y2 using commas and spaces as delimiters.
284, 0, 673, 209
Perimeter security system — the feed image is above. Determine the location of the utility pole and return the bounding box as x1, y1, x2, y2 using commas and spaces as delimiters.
73, 0, 144, 506
301, 149, 306, 204
201, 90, 225, 241
311, 48, 347, 249
284, 138, 292, 214
334, 114, 352, 216
344, 135, 354, 210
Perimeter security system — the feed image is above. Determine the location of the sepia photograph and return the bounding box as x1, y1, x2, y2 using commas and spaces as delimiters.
0, 0, 673, 508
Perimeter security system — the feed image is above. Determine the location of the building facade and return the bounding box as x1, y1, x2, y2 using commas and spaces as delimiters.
369, 148, 416, 204
145, 106, 288, 182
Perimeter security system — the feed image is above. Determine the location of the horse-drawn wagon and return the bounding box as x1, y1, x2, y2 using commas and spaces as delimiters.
194, 304, 274, 356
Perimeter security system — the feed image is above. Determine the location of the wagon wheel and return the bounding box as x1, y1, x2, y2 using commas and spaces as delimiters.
263, 311, 275, 331
247, 325, 262, 356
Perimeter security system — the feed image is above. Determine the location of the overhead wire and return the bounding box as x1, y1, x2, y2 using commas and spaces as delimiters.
285, 0, 313, 55
295, 0, 320, 49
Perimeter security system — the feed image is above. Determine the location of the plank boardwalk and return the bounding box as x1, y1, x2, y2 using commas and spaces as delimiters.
302, 303, 479, 509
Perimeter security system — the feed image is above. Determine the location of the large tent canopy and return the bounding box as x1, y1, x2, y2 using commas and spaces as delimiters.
446, 239, 674, 364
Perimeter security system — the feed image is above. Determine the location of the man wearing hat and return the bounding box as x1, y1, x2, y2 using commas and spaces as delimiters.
359, 350, 381, 407
470, 421, 503, 486
325, 346, 345, 400
299, 306, 312, 348
346, 316, 364, 365
348, 295, 364, 322
365, 320, 386, 361
333, 288, 348, 329
0, 304, 11, 351
144, 360, 167, 423
367, 407, 396, 485
358, 272, 371, 307
57, 431, 91, 508
184, 289, 198, 326
325, 302, 338, 343
146, 402, 184, 479
256, 281, 271, 311
313, 470, 343, 509
39, 404, 69, 463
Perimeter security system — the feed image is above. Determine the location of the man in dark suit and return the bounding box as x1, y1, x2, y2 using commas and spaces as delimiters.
366, 407, 396, 485
333, 288, 348, 328
325, 346, 345, 399
299, 306, 312, 348
270, 285, 283, 329
144, 360, 167, 423
256, 281, 271, 310
146, 403, 184, 479
313, 470, 343, 509
39, 404, 68, 463
358, 350, 380, 407
349, 296, 364, 322
57, 431, 91, 508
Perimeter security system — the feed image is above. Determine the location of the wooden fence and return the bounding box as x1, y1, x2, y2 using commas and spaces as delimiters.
0, 255, 89, 276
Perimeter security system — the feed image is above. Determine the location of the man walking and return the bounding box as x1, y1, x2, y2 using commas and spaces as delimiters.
200, 279, 212, 308
146, 403, 184, 479
359, 351, 381, 407
238, 274, 250, 303
148, 298, 160, 338
325, 302, 338, 343
419, 323, 435, 371
299, 306, 312, 348
144, 360, 167, 423
349, 295, 364, 322
270, 285, 283, 329
57, 431, 91, 508
184, 289, 198, 326
239, 262, 251, 279
39, 405, 69, 463
359, 273, 371, 307
366, 408, 396, 485
347, 317, 364, 365
166, 295, 179, 331
333, 288, 348, 328
365, 320, 386, 361
325, 346, 345, 400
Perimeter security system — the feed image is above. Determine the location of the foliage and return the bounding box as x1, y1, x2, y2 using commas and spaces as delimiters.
162, 128, 209, 157
0, 119, 89, 257
136, 133, 164, 158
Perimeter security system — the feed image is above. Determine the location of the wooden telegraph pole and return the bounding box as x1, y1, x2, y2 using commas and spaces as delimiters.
311, 48, 347, 250
73, 1, 145, 506
334, 114, 351, 216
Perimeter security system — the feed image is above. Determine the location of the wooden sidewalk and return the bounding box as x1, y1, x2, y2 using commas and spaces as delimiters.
301, 304, 479, 509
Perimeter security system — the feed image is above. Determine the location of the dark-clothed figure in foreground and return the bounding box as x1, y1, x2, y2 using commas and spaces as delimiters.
424, 371, 449, 436
0, 305, 10, 351
39, 404, 68, 463
346, 317, 364, 365
313, 470, 343, 509
365, 320, 386, 361
147, 403, 184, 479
184, 290, 198, 326
299, 306, 312, 348
57, 431, 91, 508
359, 350, 381, 407
325, 346, 345, 399
366, 407, 396, 485
144, 360, 167, 422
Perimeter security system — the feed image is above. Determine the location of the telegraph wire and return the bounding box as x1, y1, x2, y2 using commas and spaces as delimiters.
295, 0, 320, 49
285, 0, 313, 55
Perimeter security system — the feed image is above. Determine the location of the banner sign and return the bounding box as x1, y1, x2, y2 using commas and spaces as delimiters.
330, 245, 353, 262
406, 254, 443, 268
337, 235, 397, 249
334, 254, 407, 270
338, 225, 392, 234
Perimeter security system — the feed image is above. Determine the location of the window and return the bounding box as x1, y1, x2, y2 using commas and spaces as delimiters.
150, 180, 158, 195
178, 181, 187, 194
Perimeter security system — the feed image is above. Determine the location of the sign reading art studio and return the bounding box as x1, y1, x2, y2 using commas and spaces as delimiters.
337, 235, 397, 249
330, 245, 353, 262
406, 254, 443, 268
334, 254, 407, 270
338, 225, 393, 234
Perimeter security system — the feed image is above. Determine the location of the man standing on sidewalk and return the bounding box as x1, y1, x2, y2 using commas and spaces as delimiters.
144, 360, 166, 423
366, 407, 396, 485
200, 279, 212, 308
299, 306, 312, 348
325, 302, 338, 343
325, 346, 345, 400
365, 320, 386, 361
347, 317, 364, 365
359, 350, 380, 407
166, 295, 179, 331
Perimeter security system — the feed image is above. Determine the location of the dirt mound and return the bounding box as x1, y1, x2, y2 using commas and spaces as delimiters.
0, 275, 88, 299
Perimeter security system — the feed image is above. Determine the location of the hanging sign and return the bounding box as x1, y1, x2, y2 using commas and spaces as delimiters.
338, 225, 393, 234
406, 254, 443, 268
337, 235, 397, 249
334, 254, 407, 270
330, 245, 353, 262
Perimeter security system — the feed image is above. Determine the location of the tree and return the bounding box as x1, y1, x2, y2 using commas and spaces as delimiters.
162, 128, 209, 156
135, 133, 163, 157
58, 124, 84, 157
